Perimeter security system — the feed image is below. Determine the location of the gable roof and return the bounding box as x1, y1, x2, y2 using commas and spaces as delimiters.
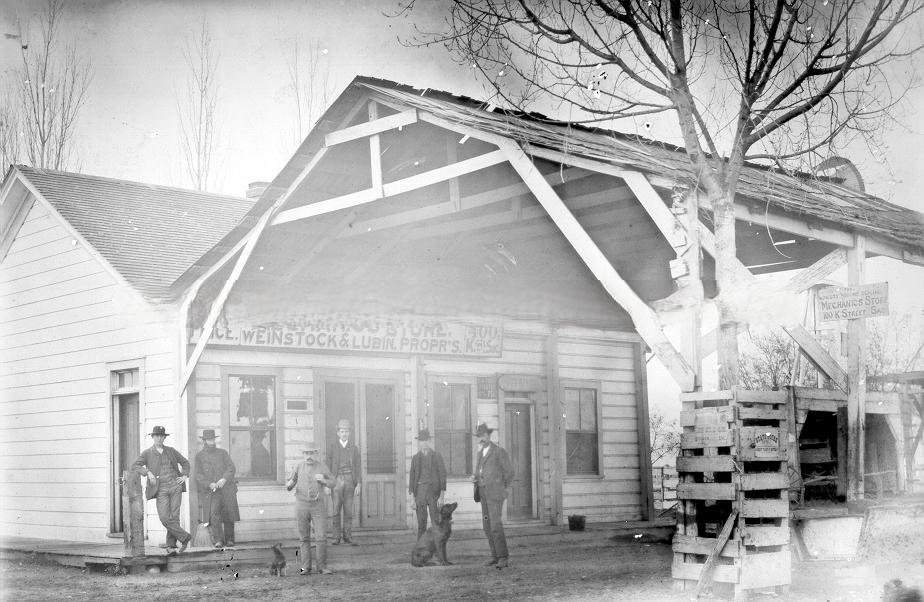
352, 76, 924, 253
11, 165, 255, 301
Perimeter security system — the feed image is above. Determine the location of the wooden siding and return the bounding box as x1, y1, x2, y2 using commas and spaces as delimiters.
192, 322, 644, 537
0, 200, 177, 543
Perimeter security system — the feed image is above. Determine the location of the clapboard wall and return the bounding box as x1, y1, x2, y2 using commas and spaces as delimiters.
0, 199, 177, 542
190, 321, 647, 539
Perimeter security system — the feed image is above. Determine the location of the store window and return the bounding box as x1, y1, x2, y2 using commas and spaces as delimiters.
227, 374, 277, 480
432, 382, 472, 476
564, 385, 599, 475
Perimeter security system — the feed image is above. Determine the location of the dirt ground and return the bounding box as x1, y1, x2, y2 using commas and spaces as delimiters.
1, 532, 922, 601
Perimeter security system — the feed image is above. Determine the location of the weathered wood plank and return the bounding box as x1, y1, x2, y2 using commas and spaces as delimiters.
676, 482, 737, 500
679, 390, 734, 403
676, 456, 736, 473
743, 524, 790, 547
671, 559, 739, 583
694, 509, 739, 596
679, 406, 735, 427
681, 428, 734, 449
735, 389, 789, 405
739, 550, 792, 589
737, 407, 787, 421
794, 387, 846, 401
323, 109, 417, 147
672, 534, 741, 557
740, 473, 789, 490
741, 498, 789, 518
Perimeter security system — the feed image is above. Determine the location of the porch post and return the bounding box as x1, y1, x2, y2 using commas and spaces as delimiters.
846, 235, 867, 502
546, 329, 563, 525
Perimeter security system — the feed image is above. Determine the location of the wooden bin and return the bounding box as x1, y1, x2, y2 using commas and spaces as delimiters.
672, 388, 792, 597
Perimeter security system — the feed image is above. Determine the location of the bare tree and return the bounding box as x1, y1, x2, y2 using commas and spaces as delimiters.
284, 38, 332, 148
177, 19, 219, 192
650, 410, 681, 466
404, 0, 922, 388
866, 311, 924, 389
5, 0, 91, 170
737, 328, 798, 390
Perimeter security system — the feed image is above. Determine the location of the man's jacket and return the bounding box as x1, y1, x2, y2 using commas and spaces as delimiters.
133, 445, 190, 494
194, 445, 240, 522
475, 442, 514, 501
408, 450, 447, 499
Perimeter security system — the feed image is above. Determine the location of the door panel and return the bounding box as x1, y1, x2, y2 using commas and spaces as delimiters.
504, 403, 533, 519
361, 381, 401, 527
324, 381, 356, 441
112, 393, 139, 533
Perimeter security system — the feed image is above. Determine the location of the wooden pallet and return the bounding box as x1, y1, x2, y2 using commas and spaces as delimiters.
672, 388, 792, 598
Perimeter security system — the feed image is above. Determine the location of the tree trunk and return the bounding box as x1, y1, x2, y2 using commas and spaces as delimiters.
714, 189, 739, 390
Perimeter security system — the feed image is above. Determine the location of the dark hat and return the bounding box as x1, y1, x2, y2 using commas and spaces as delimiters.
415, 428, 431, 441
473, 423, 493, 437
200, 429, 219, 440
150, 425, 169, 437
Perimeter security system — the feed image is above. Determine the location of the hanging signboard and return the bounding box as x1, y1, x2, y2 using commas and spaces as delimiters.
195, 314, 503, 357
815, 282, 889, 323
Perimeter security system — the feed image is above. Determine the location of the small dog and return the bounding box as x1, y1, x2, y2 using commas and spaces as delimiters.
411, 502, 458, 567
270, 543, 287, 577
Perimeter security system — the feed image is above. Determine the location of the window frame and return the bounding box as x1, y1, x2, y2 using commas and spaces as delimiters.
221, 366, 284, 484
426, 375, 477, 479
560, 379, 603, 478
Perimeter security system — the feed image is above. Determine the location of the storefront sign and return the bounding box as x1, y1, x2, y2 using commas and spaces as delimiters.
497, 374, 543, 392
815, 282, 889, 322
199, 315, 503, 357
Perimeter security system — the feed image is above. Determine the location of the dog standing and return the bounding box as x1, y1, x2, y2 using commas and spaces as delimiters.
270, 543, 287, 577
411, 502, 458, 567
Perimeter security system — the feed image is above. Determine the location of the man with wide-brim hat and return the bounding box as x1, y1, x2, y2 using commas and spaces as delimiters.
472, 422, 514, 568
408, 428, 447, 537
327, 418, 361, 545
194, 429, 240, 549
287, 447, 336, 574
132, 426, 191, 555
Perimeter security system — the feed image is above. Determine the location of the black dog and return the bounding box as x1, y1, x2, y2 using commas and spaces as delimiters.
411, 502, 458, 567
270, 543, 287, 577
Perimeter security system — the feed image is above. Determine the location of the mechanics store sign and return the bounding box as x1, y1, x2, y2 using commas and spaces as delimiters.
200, 315, 503, 357
815, 282, 889, 323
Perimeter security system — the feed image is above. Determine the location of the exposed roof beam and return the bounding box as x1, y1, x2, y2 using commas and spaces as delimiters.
324, 109, 418, 147
502, 140, 695, 392
271, 149, 507, 226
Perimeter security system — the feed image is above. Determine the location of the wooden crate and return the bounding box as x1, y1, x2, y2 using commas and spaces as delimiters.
672, 387, 793, 594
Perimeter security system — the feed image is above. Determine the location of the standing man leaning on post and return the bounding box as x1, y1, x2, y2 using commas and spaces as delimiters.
328, 419, 361, 545
133, 425, 191, 556
473, 422, 514, 569
408, 428, 447, 537
194, 429, 240, 549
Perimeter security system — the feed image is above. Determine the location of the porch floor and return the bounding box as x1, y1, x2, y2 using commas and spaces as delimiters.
0, 517, 675, 573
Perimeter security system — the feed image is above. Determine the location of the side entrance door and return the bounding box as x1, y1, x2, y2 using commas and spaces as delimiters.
110, 368, 140, 534
504, 402, 533, 520
322, 375, 404, 528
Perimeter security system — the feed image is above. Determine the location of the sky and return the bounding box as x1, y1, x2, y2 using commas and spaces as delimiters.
1, 0, 922, 414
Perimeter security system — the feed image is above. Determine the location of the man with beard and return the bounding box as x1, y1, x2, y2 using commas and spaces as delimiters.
287, 447, 336, 575
194, 429, 240, 549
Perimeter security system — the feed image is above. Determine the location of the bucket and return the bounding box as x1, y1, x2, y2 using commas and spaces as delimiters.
567, 514, 585, 531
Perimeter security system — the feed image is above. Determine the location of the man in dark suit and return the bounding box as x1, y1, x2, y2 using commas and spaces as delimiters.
194, 429, 240, 549
133, 425, 191, 555
408, 428, 447, 537
473, 422, 514, 568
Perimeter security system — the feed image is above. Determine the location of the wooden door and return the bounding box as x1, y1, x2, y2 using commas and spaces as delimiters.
111, 393, 139, 533
324, 380, 356, 448
504, 402, 533, 519
360, 381, 403, 527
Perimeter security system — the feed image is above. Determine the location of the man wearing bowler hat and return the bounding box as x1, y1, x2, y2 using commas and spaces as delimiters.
327, 418, 361, 545
194, 429, 240, 549
133, 425, 191, 555
408, 428, 447, 537
287, 447, 335, 575
473, 422, 514, 568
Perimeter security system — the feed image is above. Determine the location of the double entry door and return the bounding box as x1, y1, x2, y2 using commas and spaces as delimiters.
321, 374, 404, 528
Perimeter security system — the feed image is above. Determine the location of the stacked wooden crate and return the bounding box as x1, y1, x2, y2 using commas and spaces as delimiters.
672, 388, 791, 597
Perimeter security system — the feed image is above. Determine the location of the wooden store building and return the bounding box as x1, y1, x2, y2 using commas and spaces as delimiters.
2, 76, 922, 545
